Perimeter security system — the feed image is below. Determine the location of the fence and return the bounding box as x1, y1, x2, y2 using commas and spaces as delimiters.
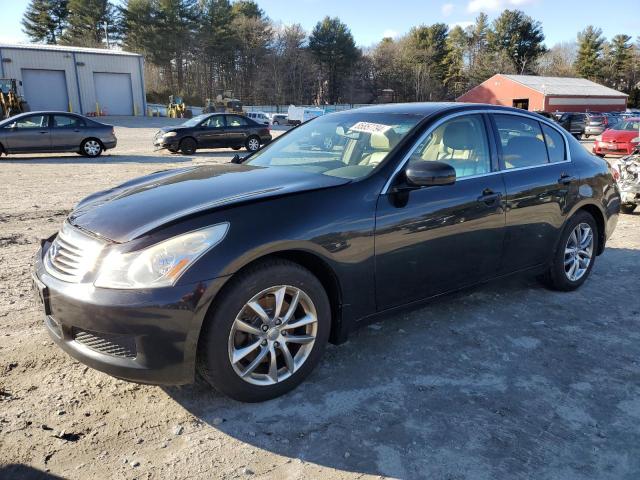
146, 103, 370, 117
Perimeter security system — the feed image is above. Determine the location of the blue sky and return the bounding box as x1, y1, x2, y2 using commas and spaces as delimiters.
1, 0, 639, 47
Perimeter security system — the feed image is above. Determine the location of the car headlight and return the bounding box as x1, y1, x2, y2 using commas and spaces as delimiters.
94, 223, 229, 289
632, 137, 640, 143
163, 131, 178, 138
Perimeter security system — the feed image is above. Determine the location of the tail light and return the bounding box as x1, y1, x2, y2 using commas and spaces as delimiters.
611, 165, 620, 182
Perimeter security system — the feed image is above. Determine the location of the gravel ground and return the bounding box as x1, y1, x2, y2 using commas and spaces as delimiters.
1, 118, 639, 480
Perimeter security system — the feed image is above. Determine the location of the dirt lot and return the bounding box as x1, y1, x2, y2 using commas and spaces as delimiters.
1, 118, 639, 479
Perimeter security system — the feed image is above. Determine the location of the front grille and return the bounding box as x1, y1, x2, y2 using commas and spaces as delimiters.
44, 222, 105, 282
73, 328, 137, 358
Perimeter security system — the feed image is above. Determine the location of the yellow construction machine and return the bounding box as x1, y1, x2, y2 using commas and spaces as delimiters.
0, 79, 29, 120
167, 95, 192, 119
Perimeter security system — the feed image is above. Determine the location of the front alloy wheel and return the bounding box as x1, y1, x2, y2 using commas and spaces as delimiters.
229, 286, 317, 385
197, 259, 330, 402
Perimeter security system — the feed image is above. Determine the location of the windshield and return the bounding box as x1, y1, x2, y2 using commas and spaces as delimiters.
246, 112, 422, 179
181, 114, 208, 127
614, 120, 640, 131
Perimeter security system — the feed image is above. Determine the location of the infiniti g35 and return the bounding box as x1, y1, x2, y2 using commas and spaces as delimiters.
33, 103, 620, 402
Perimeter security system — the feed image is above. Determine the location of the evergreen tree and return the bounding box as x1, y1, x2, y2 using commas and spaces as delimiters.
488, 9, 546, 74
309, 17, 359, 104
575, 26, 605, 81
22, 0, 69, 44
603, 34, 633, 90
62, 0, 118, 48
444, 26, 468, 99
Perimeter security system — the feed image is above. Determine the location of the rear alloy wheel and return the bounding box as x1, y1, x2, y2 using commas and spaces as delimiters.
197, 259, 330, 402
81, 139, 103, 157
246, 136, 260, 152
540, 211, 597, 291
180, 137, 197, 155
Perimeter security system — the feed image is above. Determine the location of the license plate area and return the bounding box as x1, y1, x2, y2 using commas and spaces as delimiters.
32, 274, 51, 315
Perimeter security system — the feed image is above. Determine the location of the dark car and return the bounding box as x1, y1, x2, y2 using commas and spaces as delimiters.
0, 111, 116, 157
154, 113, 272, 155
557, 112, 586, 138
33, 103, 620, 402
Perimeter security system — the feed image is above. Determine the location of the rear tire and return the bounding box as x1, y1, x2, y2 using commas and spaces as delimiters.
621, 204, 637, 214
197, 259, 331, 402
245, 135, 261, 152
539, 210, 598, 291
231, 146, 241, 151
180, 137, 197, 155
80, 139, 103, 157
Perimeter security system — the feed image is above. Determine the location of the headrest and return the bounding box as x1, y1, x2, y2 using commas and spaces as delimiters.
442, 122, 474, 150
369, 130, 399, 150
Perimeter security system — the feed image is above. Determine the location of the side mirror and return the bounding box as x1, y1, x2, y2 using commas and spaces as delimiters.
230, 154, 243, 164
405, 161, 456, 187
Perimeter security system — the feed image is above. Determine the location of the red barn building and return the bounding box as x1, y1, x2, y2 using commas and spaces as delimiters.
457, 74, 628, 113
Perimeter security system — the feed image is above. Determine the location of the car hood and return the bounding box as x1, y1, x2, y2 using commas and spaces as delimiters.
68, 164, 350, 243
158, 125, 188, 134
602, 129, 638, 142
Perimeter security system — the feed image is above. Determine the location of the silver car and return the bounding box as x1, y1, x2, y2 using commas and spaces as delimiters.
0, 111, 117, 157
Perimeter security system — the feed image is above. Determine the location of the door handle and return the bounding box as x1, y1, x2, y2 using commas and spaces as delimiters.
477, 189, 502, 205
558, 173, 576, 185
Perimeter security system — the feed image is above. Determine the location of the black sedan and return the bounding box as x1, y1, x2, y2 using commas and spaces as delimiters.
154, 113, 272, 154
0, 111, 116, 157
34, 103, 620, 402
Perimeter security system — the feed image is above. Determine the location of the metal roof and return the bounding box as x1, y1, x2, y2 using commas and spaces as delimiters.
0, 43, 141, 57
502, 75, 627, 97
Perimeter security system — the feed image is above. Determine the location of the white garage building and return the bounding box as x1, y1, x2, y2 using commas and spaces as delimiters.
0, 43, 146, 116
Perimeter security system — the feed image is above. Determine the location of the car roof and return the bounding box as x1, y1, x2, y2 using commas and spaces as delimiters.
332, 102, 562, 120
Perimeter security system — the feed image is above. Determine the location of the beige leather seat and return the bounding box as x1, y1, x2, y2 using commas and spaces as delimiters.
359, 130, 399, 166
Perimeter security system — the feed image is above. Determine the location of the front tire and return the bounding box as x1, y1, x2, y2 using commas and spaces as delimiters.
197, 259, 331, 402
180, 137, 197, 155
80, 139, 103, 157
540, 211, 598, 291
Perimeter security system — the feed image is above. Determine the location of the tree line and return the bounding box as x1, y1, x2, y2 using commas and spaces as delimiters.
22, 0, 640, 107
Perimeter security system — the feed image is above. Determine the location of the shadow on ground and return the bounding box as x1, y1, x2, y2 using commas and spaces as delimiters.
0, 465, 65, 480
165, 247, 640, 478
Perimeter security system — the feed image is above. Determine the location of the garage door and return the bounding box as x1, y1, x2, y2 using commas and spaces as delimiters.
22, 69, 69, 111
94, 73, 133, 115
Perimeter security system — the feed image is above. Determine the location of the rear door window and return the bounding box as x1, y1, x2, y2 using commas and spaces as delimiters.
494, 114, 548, 169
227, 115, 248, 127
53, 115, 83, 128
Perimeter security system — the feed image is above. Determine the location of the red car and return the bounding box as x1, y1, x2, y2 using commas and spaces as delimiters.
593, 118, 640, 157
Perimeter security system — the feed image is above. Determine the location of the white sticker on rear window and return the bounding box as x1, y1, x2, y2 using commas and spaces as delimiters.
349, 122, 392, 134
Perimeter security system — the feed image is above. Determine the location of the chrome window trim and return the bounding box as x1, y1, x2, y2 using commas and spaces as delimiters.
381, 109, 572, 194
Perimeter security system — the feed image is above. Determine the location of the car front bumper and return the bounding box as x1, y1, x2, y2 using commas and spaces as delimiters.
33, 239, 228, 385
593, 141, 638, 156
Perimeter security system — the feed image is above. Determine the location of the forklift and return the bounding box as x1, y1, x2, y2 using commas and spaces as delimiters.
0, 79, 29, 120
167, 95, 192, 119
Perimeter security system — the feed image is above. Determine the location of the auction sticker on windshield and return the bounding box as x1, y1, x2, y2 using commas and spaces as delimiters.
349, 122, 392, 134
